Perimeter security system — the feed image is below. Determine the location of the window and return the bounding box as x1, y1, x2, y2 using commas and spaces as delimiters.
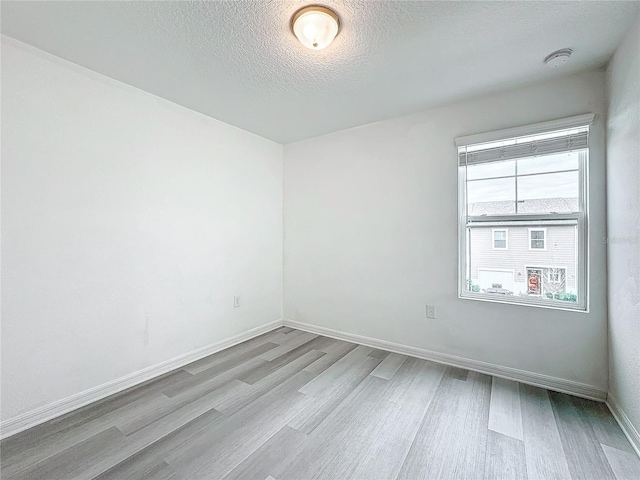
492, 229, 508, 249
458, 114, 591, 310
529, 228, 546, 250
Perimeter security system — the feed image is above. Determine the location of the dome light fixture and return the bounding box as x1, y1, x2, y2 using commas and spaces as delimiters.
544, 48, 573, 68
291, 5, 340, 50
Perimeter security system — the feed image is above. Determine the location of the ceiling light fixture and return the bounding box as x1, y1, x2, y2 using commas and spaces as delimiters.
291, 5, 340, 50
544, 48, 573, 68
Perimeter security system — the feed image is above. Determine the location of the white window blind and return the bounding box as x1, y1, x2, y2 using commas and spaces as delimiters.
456, 113, 594, 166
458, 129, 589, 166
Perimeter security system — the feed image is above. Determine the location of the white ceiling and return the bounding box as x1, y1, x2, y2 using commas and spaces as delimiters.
2, 1, 638, 144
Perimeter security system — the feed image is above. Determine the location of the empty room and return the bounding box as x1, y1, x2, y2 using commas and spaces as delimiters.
1, 1, 639, 479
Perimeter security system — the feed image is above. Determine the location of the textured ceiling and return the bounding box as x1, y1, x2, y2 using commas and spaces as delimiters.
2, 1, 638, 144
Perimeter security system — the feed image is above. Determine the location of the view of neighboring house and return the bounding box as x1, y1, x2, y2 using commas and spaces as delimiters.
467, 198, 578, 300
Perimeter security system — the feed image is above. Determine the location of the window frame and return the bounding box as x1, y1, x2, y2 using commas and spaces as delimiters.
528, 228, 547, 251
457, 114, 591, 312
492, 228, 509, 250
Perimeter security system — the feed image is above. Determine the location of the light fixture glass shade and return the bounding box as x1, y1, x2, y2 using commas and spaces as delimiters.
292, 6, 340, 50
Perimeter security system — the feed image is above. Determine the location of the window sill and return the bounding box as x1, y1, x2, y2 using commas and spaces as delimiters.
459, 292, 588, 313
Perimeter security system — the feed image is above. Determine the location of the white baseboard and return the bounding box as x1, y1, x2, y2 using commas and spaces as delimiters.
283, 319, 607, 402
0, 318, 284, 440
606, 394, 640, 458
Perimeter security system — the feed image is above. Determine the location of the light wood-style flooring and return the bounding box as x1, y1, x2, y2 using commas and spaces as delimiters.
2, 327, 639, 480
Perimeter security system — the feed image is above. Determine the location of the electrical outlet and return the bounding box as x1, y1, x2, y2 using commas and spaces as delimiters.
426, 305, 436, 319
234, 296, 241, 308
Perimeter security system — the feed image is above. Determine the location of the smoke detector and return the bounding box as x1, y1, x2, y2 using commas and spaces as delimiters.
544, 48, 573, 68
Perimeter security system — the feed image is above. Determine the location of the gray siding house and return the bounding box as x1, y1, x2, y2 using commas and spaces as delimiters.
468, 198, 578, 298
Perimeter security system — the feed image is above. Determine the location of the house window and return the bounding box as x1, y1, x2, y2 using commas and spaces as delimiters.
529, 228, 546, 250
492, 229, 508, 249
458, 114, 591, 311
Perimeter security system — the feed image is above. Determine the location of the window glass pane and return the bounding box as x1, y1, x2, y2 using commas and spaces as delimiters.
467, 177, 515, 215
466, 224, 579, 304
466, 160, 515, 180
517, 151, 580, 175
494, 230, 507, 248
517, 171, 579, 213
530, 230, 545, 249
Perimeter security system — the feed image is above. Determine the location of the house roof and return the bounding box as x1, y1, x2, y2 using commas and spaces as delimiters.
469, 197, 579, 215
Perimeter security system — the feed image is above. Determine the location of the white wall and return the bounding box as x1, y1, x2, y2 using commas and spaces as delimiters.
1, 38, 283, 422
284, 70, 608, 390
606, 14, 640, 437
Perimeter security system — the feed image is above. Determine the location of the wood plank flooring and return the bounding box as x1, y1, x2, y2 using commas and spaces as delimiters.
2, 327, 639, 480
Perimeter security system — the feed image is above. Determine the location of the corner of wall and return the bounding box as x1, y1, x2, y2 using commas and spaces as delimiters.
604, 11, 640, 457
